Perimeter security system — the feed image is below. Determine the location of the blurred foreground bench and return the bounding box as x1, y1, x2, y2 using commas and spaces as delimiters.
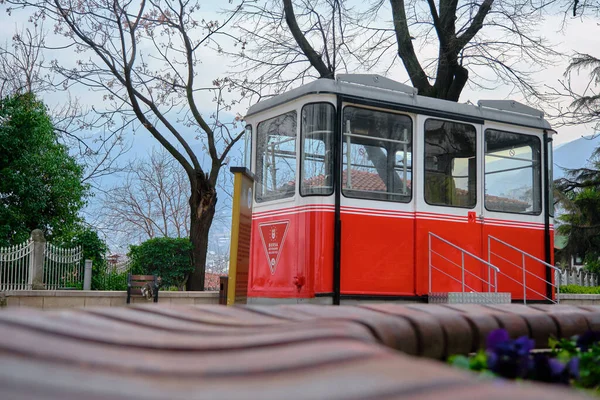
0, 304, 597, 399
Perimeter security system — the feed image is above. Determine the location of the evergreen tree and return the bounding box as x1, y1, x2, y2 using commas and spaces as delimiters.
0, 93, 88, 246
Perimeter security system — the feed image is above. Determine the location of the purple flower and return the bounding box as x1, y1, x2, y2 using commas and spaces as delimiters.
548, 359, 566, 376
486, 328, 510, 350
485, 329, 534, 379
514, 336, 535, 356
566, 357, 579, 380
527, 354, 578, 385
576, 331, 600, 352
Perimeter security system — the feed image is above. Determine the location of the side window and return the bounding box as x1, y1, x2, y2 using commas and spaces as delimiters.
301, 103, 335, 196
342, 106, 412, 202
547, 138, 554, 217
424, 119, 477, 208
243, 124, 252, 170
484, 129, 541, 214
255, 111, 297, 202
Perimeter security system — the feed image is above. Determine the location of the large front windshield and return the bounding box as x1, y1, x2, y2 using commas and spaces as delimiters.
255, 111, 297, 202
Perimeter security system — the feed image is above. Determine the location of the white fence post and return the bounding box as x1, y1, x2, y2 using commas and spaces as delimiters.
83, 260, 92, 290
30, 229, 46, 290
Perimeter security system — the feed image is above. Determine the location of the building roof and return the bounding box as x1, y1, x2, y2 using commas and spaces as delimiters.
246, 75, 553, 132
299, 171, 531, 212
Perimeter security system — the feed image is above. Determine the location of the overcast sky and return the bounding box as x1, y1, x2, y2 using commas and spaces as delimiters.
0, 3, 598, 147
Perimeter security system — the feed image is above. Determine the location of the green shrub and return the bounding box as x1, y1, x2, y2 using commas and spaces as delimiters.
94, 270, 130, 291
128, 237, 193, 290
56, 225, 110, 290
560, 285, 600, 294
585, 253, 600, 275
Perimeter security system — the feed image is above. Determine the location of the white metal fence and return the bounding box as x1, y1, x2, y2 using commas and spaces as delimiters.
0, 239, 34, 291
97, 257, 133, 290
556, 267, 599, 287
0, 232, 84, 291
43, 242, 84, 290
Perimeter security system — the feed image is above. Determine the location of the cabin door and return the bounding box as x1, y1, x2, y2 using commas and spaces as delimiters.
480, 123, 546, 301
415, 116, 485, 295
338, 103, 416, 297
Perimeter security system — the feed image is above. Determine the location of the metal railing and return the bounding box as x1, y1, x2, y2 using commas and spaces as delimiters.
0, 239, 34, 291
429, 233, 500, 302
44, 243, 83, 290
488, 236, 560, 304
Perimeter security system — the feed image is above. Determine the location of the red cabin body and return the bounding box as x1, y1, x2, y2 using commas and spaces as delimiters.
243, 75, 555, 304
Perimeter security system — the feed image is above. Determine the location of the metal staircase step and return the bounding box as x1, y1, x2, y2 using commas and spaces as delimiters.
428, 292, 511, 304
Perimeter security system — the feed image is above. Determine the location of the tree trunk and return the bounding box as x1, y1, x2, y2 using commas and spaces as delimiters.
186, 175, 217, 291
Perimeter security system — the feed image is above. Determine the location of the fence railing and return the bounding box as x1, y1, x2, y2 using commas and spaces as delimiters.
488, 236, 561, 304
0, 239, 34, 291
96, 258, 133, 290
43, 242, 84, 290
0, 230, 88, 291
428, 232, 500, 302
556, 267, 599, 287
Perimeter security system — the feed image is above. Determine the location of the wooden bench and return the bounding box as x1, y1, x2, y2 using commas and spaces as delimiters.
0, 304, 596, 399
126, 274, 159, 304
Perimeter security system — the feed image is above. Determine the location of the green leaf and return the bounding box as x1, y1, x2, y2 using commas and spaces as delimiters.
449, 355, 471, 370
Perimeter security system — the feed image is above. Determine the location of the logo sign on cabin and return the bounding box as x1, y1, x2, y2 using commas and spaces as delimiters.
258, 221, 290, 274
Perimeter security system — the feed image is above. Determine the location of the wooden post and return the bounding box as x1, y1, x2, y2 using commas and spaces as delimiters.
227, 167, 254, 305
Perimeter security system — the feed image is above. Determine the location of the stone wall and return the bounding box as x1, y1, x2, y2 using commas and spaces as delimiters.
0, 290, 219, 310
558, 294, 600, 306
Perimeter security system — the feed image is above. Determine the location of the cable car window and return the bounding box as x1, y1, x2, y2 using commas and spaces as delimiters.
243, 124, 252, 170
484, 129, 541, 214
255, 111, 297, 203
424, 119, 477, 208
341, 107, 412, 202
547, 138, 554, 217
301, 103, 335, 196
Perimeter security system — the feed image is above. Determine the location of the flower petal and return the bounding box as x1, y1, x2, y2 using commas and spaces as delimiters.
487, 328, 510, 350
549, 358, 566, 377
567, 357, 579, 379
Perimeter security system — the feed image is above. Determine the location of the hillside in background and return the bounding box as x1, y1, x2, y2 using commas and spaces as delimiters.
554, 135, 600, 180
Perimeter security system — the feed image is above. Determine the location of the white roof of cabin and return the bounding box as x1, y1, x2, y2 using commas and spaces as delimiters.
245, 74, 553, 132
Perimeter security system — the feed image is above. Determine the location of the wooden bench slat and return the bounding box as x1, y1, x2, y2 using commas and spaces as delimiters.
129, 275, 156, 281
0, 305, 595, 400
129, 282, 154, 288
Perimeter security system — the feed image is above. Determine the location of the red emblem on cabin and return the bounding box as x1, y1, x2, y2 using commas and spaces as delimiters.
258, 220, 290, 275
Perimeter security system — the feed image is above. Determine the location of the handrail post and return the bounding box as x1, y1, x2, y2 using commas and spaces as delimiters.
487, 236, 491, 292
495, 269, 498, 292
461, 252, 465, 293
428, 233, 432, 293
556, 271, 560, 304
522, 253, 526, 305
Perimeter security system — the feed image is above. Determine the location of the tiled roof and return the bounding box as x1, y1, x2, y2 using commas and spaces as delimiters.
301, 170, 390, 191
204, 272, 226, 291
301, 170, 530, 211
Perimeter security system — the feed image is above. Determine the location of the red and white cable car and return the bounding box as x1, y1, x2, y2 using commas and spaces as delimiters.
242, 74, 556, 305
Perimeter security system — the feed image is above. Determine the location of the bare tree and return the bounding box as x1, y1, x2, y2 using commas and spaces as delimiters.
0, 25, 48, 97
230, 0, 361, 100
2, 0, 247, 289
102, 147, 191, 244
232, 0, 561, 103
0, 23, 129, 188
556, 53, 600, 133
569, 0, 600, 17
